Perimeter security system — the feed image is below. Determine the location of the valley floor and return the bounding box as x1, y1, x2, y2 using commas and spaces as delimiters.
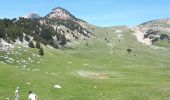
1, 26, 170, 100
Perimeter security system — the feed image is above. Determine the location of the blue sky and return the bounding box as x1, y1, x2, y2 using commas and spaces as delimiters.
0, 0, 170, 26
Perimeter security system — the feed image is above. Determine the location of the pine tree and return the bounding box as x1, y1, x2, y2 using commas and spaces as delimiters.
36, 42, 41, 49
25, 35, 30, 42
39, 47, 44, 56
28, 41, 35, 48
60, 34, 67, 45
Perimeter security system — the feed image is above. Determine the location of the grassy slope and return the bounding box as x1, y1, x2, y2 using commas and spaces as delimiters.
0, 26, 170, 100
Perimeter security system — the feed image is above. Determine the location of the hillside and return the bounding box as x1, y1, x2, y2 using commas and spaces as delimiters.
0, 7, 91, 52
133, 19, 170, 48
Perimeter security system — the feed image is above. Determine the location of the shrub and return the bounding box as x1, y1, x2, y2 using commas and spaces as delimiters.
152, 38, 158, 43
39, 47, 44, 56
36, 42, 41, 49
60, 34, 67, 45
25, 35, 30, 42
127, 48, 132, 54
144, 30, 158, 38
160, 34, 169, 40
19, 35, 23, 42
28, 41, 35, 48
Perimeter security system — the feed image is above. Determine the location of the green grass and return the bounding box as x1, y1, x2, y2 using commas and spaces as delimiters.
154, 40, 170, 48
0, 26, 170, 100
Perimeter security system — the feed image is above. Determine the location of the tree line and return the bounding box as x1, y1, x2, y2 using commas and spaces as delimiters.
0, 18, 68, 49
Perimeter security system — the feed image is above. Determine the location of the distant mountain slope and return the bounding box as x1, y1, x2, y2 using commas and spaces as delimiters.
0, 7, 92, 51
24, 12, 41, 19
133, 18, 170, 48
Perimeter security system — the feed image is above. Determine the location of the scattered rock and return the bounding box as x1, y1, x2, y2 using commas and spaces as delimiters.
32, 69, 39, 71
0, 39, 14, 51
68, 61, 72, 64
54, 85, 61, 89
26, 82, 31, 85
117, 34, 123, 39
22, 65, 26, 68
83, 64, 88, 66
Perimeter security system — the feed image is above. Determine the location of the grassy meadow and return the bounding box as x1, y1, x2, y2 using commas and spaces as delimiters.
0, 26, 170, 100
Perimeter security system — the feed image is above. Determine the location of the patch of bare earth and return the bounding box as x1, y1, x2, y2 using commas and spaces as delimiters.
76, 70, 115, 79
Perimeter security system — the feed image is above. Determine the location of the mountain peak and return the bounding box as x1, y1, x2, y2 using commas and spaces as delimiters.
24, 12, 41, 19
52, 7, 66, 12
45, 7, 77, 21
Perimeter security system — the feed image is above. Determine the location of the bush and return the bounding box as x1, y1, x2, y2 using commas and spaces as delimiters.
152, 37, 158, 43
127, 48, 132, 54
67, 30, 70, 33
160, 34, 169, 40
39, 47, 44, 56
144, 30, 158, 38
19, 35, 23, 42
36, 42, 41, 49
28, 41, 35, 48
25, 35, 30, 42
60, 34, 67, 45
